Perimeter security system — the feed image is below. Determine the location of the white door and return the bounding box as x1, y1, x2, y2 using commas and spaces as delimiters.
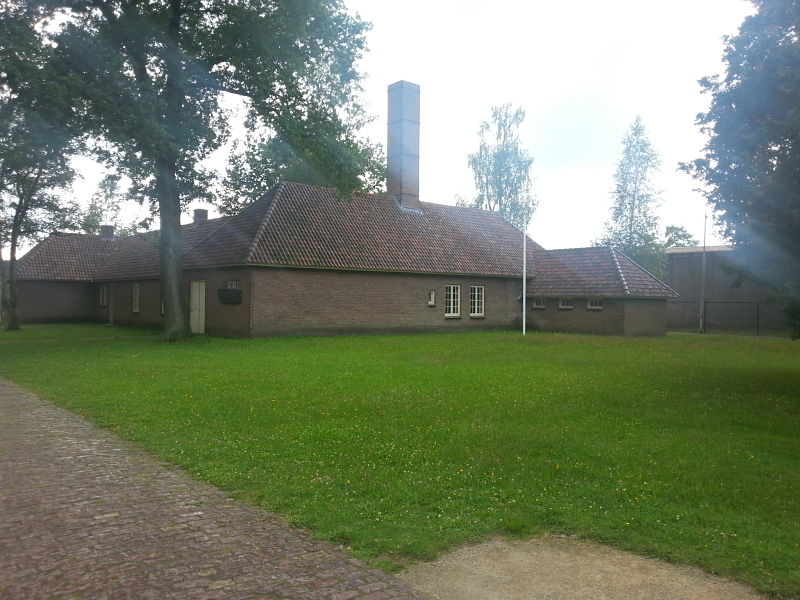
189, 280, 206, 334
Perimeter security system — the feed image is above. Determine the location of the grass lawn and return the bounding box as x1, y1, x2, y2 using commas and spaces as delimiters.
0, 327, 797, 597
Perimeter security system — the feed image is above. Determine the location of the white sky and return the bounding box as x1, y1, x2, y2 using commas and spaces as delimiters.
68, 0, 753, 252
343, 0, 753, 249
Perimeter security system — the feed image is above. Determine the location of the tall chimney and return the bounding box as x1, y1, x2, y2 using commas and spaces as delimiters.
99, 225, 115, 241
387, 81, 421, 212
193, 208, 208, 223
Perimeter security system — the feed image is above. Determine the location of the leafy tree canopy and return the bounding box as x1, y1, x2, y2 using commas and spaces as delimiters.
0, 98, 80, 330
464, 104, 535, 231
663, 225, 699, 249
685, 0, 800, 335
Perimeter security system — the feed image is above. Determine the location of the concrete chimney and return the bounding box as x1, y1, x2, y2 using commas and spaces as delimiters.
387, 81, 421, 212
99, 225, 115, 241
193, 208, 208, 223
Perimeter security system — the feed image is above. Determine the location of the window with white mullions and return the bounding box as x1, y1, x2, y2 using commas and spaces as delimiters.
587, 298, 603, 310
469, 285, 485, 317
132, 283, 140, 314
445, 285, 460, 317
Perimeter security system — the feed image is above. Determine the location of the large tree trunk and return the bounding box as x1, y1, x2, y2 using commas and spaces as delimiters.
156, 156, 188, 341
156, 0, 189, 342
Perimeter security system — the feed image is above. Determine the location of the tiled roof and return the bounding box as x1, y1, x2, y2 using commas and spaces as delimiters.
16, 183, 675, 300
528, 246, 678, 298
16, 233, 119, 281
185, 182, 543, 277
96, 217, 232, 280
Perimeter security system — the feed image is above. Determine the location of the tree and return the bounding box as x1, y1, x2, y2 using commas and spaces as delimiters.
465, 104, 535, 231
685, 0, 800, 338
598, 116, 664, 275
663, 225, 699, 248
0, 102, 79, 330
218, 127, 385, 215
79, 174, 150, 237
2, 0, 372, 340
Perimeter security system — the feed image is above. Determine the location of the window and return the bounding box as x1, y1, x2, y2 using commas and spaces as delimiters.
444, 285, 460, 317
225, 281, 241, 290
587, 298, 603, 310
132, 283, 140, 314
558, 297, 574, 310
531, 297, 546, 310
427, 290, 436, 306
98, 284, 108, 307
469, 285, 485, 317
161, 298, 165, 316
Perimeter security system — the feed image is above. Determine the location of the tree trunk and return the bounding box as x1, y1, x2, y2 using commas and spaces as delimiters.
0, 245, 7, 326
4, 231, 20, 331
156, 0, 189, 342
156, 156, 188, 341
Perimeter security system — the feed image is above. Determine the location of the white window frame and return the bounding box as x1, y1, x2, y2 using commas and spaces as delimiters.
427, 290, 436, 306
132, 283, 140, 314
558, 297, 574, 310
444, 285, 461, 317
98, 284, 108, 307
587, 298, 604, 310
531, 297, 546, 310
225, 281, 241, 290
469, 285, 485, 317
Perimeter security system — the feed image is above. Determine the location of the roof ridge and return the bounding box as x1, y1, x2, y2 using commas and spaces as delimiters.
609, 246, 631, 296
244, 182, 284, 264
611, 246, 680, 297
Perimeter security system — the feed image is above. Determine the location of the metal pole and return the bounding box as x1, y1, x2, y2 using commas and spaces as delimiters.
699, 212, 707, 334
522, 229, 527, 336
756, 302, 760, 336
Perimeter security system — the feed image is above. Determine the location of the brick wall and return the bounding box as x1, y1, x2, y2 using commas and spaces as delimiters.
108, 279, 162, 327
106, 269, 252, 336
17, 281, 97, 323
249, 268, 521, 336
623, 298, 667, 336
185, 268, 252, 337
528, 297, 625, 335
527, 297, 667, 336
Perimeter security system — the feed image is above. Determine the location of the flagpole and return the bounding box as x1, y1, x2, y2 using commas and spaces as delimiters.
699, 211, 707, 334
522, 227, 527, 336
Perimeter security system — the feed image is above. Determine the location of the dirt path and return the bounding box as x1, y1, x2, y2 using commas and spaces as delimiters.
398, 535, 767, 600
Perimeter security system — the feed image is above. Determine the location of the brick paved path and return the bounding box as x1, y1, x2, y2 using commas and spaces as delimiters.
0, 378, 429, 600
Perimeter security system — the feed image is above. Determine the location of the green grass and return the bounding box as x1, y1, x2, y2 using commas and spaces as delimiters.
0, 323, 159, 340
0, 329, 797, 597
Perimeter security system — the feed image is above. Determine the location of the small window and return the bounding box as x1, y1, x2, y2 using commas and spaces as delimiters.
469, 285, 485, 317
531, 297, 546, 310
445, 285, 460, 317
587, 298, 603, 310
225, 281, 241, 290
98, 284, 108, 307
132, 283, 140, 314
427, 290, 436, 306
558, 297, 574, 310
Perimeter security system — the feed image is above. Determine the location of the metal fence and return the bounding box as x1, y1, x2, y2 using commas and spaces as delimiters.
668, 300, 789, 336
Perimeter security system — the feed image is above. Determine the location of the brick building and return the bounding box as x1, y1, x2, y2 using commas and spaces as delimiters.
14, 81, 677, 336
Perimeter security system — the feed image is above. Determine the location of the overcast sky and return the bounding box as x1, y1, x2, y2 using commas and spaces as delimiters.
343, 0, 754, 249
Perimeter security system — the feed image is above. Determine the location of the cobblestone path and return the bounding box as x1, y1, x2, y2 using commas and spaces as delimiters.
0, 378, 429, 600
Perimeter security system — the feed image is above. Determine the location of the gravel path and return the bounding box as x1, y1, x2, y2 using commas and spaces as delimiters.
0, 378, 428, 600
